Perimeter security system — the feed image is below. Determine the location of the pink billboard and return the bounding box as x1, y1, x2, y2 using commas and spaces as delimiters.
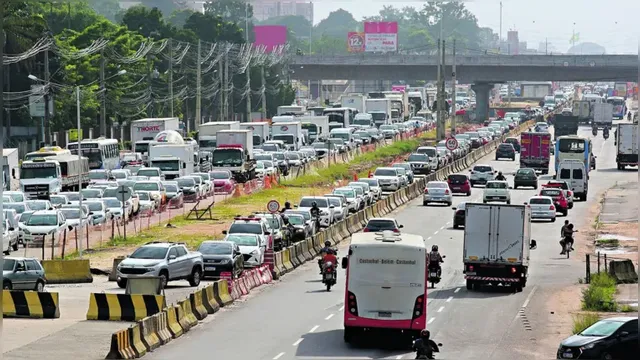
253, 25, 287, 53
364, 21, 398, 52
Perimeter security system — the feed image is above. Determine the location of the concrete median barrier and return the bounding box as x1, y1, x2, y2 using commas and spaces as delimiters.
139, 314, 161, 352
105, 328, 136, 359
177, 298, 198, 330
311, 234, 322, 253
86, 293, 165, 321
303, 239, 313, 260
282, 248, 294, 272
41, 259, 93, 284
165, 305, 184, 338
295, 242, 306, 265
273, 251, 284, 278
189, 288, 209, 321
109, 257, 126, 282
2, 290, 60, 319
217, 280, 234, 305
155, 311, 173, 345
608, 259, 639, 284
130, 323, 147, 358
211, 280, 226, 307
289, 245, 300, 267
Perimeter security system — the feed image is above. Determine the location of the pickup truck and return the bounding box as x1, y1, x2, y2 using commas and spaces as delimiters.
116, 242, 204, 289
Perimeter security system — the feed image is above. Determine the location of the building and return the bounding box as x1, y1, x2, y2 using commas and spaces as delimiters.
252, 1, 313, 23
506, 30, 519, 55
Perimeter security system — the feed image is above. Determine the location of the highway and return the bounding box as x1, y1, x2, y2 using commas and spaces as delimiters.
145, 121, 636, 360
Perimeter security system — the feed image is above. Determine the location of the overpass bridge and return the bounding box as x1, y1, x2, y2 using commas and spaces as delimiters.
289, 54, 637, 83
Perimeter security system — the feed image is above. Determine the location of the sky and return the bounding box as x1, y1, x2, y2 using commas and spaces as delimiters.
310, 0, 639, 54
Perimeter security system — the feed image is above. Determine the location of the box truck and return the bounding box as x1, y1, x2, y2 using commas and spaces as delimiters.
149, 144, 195, 180
3, 148, 19, 191
198, 121, 240, 152
300, 116, 330, 142
130, 118, 180, 159
365, 98, 392, 128
592, 103, 613, 128
271, 122, 304, 151
340, 94, 367, 113
211, 130, 255, 182
239, 122, 270, 147
519, 132, 551, 174
615, 123, 638, 170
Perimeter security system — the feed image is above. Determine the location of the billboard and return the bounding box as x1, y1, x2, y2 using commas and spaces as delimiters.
391, 85, 408, 92
364, 21, 398, 52
253, 25, 287, 53
347, 32, 365, 53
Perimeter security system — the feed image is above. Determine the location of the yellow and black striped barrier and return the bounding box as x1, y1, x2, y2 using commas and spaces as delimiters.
2, 290, 60, 319
86, 293, 165, 322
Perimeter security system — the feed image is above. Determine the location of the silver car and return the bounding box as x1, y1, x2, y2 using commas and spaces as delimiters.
423, 181, 453, 206
527, 196, 557, 222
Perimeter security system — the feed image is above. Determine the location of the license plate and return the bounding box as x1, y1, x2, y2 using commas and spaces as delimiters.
325, 274, 333, 279
562, 352, 573, 359
429, 272, 437, 277
378, 311, 391, 318
452, 187, 461, 190
466, 272, 476, 276
205, 266, 216, 271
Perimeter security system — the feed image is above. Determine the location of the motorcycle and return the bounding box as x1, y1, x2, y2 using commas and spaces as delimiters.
322, 261, 337, 291
603, 129, 609, 140
414, 340, 443, 359
428, 255, 446, 288
592, 127, 598, 136
561, 232, 577, 259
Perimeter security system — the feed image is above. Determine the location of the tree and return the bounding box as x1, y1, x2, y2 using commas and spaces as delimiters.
314, 9, 359, 39
260, 15, 311, 39
183, 12, 244, 44
140, 0, 189, 19
167, 8, 195, 28
120, 5, 173, 39
422, 2, 482, 50
204, 0, 252, 25
87, 0, 121, 22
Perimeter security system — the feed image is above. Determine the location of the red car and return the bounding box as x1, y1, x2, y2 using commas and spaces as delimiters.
542, 181, 574, 209
539, 188, 568, 216
447, 174, 472, 196
210, 170, 236, 194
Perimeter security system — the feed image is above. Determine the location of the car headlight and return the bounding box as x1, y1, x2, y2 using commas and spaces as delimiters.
151, 193, 160, 199
23, 229, 31, 235
580, 342, 597, 350
251, 250, 259, 256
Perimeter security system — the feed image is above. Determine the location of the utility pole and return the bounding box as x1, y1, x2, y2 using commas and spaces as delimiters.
245, 3, 251, 122
261, 66, 267, 119
451, 39, 457, 135
224, 52, 229, 121
44, 49, 50, 145
436, 38, 442, 141
146, 44, 153, 117
218, 58, 224, 121
1, 5, 6, 269
440, 40, 446, 141
545, 38, 548, 55
168, 39, 174, 117
195, 39, 201, 133
499, 1, 503, 53
99, 48, 106, 137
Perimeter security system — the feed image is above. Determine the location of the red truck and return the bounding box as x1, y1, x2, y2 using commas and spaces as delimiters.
519, 132, 551, 174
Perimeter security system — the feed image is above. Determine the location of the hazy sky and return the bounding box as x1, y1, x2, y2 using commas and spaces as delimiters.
311, 0, 638, 54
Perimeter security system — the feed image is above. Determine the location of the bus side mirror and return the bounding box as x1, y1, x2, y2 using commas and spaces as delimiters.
11, 168, 16, 179
341, 257, 348, 269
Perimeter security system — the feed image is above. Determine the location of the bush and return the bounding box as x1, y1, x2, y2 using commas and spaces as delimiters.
581, 272, 618, 311
572, 313, 601, 334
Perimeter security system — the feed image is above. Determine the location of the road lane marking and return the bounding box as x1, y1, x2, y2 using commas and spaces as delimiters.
338, 305, 344, 311
434, 230, 439, 235
427, 236, 432, 240
440, 226, 445, 230
454, 287, 461, 293
396, 355, 404, 359
428, 317, 435, 324
437, 306, 444, 313
309, 325, 319, 333
446, 296, 453, 303
273, 352, 285, 360
325, 314, 334, 320
293, 338, 304, 346
522, 285, 538, 308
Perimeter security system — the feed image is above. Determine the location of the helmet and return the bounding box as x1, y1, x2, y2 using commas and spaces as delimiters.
324, 240, 331, 247
432, 245, 438, 252
285, 201, 291, 208
312, 201, 317, 207
420, 329, 430, 339
498, 171, 503, 175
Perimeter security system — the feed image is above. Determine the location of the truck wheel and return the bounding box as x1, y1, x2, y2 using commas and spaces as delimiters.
116, 279, 127, 289
466, 280, 474, 290
343, 327, 355, 344
188, 267, 202, 287
515, 283, 523, 292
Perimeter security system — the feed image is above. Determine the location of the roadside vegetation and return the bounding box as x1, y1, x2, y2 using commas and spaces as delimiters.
581, 272, 618, 312
572, 313, 601, 334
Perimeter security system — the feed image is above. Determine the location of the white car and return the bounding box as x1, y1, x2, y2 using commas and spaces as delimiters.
469, 164, 497, 186
225, 217, 271, 255
3, 219, 18, 254
323, 195, 346, 221
357, 178, 382, 201
332, 187, 360, 213
81, 188, 104, 200
186, 175, 207, 199
59, 207, 91, 229
297, 196, 334, 227
423, 181, 453, 206
25, 200, 53, 211
136, 191, 157, 213
5, 191, 26, 203
133, 180, 166, 206
348, 182, 374, 206
20, 210, 69, 245
483, 181, 511, 204
256, 160, 277, 178
136, 167, 164, 181
527, 196, 556, 222
49, 194, 70, 208
224, 233, 265, 267
88, 169, 110, 183
102, 197, 130, 220
110, 169, 131, 180
415, 146, 440, 171
192, 173, 213, 196
373, 167, 402, 192
58, 192, 82, 206
84, 201, 109, 225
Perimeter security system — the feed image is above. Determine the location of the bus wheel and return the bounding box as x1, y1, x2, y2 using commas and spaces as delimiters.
343, 327, 354, 343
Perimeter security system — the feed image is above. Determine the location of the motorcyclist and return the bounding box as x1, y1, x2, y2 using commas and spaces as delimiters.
628, 111, 632, 121
592, 123, 598, 135
318, 240, 334, 273
560, 223, 577, 254
495, 171, 507, 181
412, 329, 440, 359
322, 249, 338, 270
310, 201, 321, 229
280, 201, 292, 214
603, 126, 610, 138
428, 245, 444, 277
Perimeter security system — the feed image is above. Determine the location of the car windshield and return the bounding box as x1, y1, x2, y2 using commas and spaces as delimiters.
448, 174, 467, 183
63, 193, 80, 201
227, 234, 259, 246
198, 242, 232, 255
334, 189, 355, 197
272, 153, 285, 160
4, 203, 26, 213
517, 169, 535, 176
529, 198, 551, 205
103, 199, 122, 208
473, 166, 492, 172
3, 259, 15, 271
394, 167, 407, 175
117, 180, 136, 188
7, 193, 25, 202
26, 201, 48, 210
393, 163, 411, 171
486, 182, 507, 189
326, 197, 341, 207
286, 153, 300, 160
228, 222, 262, 234
85, 202, 103, 211
60, 209, 81, 219
177, 178, 196, 187
255, 215, 279, 229
366, 219, 397, 231
359, 179, 379, 187
81, 189, 102, 198
313, 143, 328, 149
256, 162, 265, 169
299, 198, 328, 207
375, 169, 397, 176
130, 247, 168, 260
49, 196, 67, 205
26, 214, 58, 226
380, 125, 395, 130
286, 215, 305, 225
499, 144, 513, 150
427, 182, 448, 189
210, 171, 231, 180
133, 182, 159, 191
137, 192, 151, 200
579, 320, 625, 337
262, 144, 278, 152
111, 172, 127, 179
287, 210, 310, 220
137, 169, 160, 177
408, 154, 429, 162
164, 184, 178, 193
89, 171, 108, 180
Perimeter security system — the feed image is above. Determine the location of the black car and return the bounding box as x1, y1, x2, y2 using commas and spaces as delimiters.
452, 202, 466, 229
513, 168, 538, 189
198, 241, 244, 279
406, 153, 431, 175
495, 143, 516, 161
504, 137, 521, 152
557, 316, 637, 359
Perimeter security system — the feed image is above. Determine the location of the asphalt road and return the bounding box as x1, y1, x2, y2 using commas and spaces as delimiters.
144, 121, 637, 360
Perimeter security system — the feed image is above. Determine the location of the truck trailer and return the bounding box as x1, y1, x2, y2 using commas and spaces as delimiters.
615, 123, 638, 169
130, 118, 180, 159
519, 132, 551, 174
211, 130, 255, 182
198, 121, 240, 152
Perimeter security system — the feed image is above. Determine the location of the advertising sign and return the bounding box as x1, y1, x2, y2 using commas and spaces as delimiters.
391, 85, 408, 92
253, 25, 287, 53
364, 21, 398, 52
347, 32, 365, 53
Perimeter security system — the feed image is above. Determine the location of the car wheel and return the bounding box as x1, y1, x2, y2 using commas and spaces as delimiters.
423, 201, 428, 206
506, 200, 511, 204
35, 280, 45, 292
3, 281, 12, 290
551, 217, 556, 222
453, 223, 459, 229
514, 185, 518, 189
188, 267, 202, 287
562, 210, 568, 217
116, 279, 127, 289
600, 352, 613, 360
12, 242, 18, 251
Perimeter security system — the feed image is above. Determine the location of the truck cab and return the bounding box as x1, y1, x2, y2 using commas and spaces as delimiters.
19, 159, 62, 199
211, 130, 256, 183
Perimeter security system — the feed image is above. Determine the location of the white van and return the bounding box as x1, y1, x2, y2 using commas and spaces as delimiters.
557, 160, 588, 201
329, 128, 355, 151
352, 113, 374, 129
341, 231, 427, 343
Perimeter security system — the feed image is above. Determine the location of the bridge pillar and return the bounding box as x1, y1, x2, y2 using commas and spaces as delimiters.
471, 82, 494, 123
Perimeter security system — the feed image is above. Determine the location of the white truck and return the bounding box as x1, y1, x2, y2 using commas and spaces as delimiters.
198, 121, 240, 152
463, 203, 537, 292
277, 105, 306, 116
271, 121, 304, 151
19, 155, 89, 199
239, 122, 270, 147
149, 144, 195, 180
3, 148, 19, 191
592, 103, 614, 128
300, 116, 330, 142
340, 94, 367, 113
130, 118, 180, 160
211, 130, 256, 182
383, 91, 409, 120
366, 98, 392, 128
615, 123, 638, 170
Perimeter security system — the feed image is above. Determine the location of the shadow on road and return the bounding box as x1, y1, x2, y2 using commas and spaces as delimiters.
295, 329, 411, 358
455, 284, 520, 298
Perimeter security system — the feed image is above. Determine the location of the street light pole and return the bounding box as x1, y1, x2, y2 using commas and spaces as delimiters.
76, 86, 83, 259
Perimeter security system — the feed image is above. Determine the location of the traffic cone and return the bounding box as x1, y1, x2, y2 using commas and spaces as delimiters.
353, 173, 358, 181
368, 170, 373, 178
233, 184, 242, 198
264, 174, 271, 189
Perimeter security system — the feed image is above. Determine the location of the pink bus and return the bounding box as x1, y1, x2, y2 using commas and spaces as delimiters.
341, 231, 428, 345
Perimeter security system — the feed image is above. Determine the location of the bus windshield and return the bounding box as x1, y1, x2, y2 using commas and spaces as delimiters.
558, 139, 585, 153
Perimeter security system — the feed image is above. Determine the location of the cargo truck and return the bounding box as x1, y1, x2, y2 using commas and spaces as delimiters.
463, 203, 537, 292
300, 116, 330, 142
365, 98, 392, 128
198, 121, 240, 152
3, 148, 19, 191
340, 94, 367, 113
239, 122, 270, 147
553, 115, 580, 140
130, 118, 180, 159
19, 155, 89, 199
592, 103, 614, 128
271, 121, 304, 151
571, 100, 592, 123
211, 130, 255, 182
615, 123, 638, 170
277, 105, 306, 116
519, 132, 551, 174
149, 144, 195, 180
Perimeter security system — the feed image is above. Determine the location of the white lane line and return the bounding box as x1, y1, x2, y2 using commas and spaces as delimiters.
427, 236, 432, 240
338, 305, 344, 311
396, 355, 404, 359
440, 226, 445, 230
325, 314, 334, 320
428, 317, 435, 324
309, 325, 319, 333
454, 287, 461, 293
273, 352, 285, 360
433, 230, 439, 235
446, 296, 453, 303
437, 306, 445, 313
293, 338, 304, 346
522, 285, 538, 308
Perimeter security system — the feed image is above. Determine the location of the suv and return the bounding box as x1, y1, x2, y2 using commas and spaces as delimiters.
3, 257, 47, 291
224, 217, 272, 249
115, 242, 204, 289
20, 210, 70, 248
495, 143, 516, 161
469, 164, 496, 187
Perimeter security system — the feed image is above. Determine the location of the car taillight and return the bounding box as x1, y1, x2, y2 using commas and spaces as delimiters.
363, 228, 370, 232
511, 267, 517, 274
549, 205, 555, 210
348, 291, 358, 316
468, 265, 474, 272
445, 189, 450, 194
424, 188, 429, 194
412, 294, 425, 319
393, 229, 400, 233
567, 191, 572, 196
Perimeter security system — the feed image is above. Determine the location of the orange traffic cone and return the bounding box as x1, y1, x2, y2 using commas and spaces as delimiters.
353, 173, 358, 181
233, 184, 242, 198
368, 170, 373, 178
264, 175, 271, 189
